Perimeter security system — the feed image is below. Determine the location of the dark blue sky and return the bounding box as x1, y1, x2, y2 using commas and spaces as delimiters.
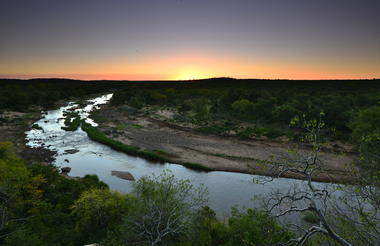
1, 0, 379, 79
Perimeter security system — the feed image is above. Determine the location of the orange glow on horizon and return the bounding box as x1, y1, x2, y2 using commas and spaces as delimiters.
1, 51, 379, 80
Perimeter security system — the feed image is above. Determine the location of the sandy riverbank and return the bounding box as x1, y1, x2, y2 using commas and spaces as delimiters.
90, 105, 358, 183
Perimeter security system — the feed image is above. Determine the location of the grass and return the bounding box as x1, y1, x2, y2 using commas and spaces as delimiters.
131, 124, 143, 129
152, 149, 179, 159
81, 121, 212, 172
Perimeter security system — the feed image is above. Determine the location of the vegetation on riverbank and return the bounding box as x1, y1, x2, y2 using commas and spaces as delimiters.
81, 121, 169, 162
31, 123, 43, 131
81, 121, 213, 171
90, 106, 356, 182
110, 79, 380, 143
2, 78, 379, 146
0, 142, 109, 245
0, 141, 294, 246
61, 111, 81, 131
2, 136, 379, 245
2, 78, 380, 245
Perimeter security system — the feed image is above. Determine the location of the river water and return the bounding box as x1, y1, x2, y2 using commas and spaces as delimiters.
25, 94, 337, 217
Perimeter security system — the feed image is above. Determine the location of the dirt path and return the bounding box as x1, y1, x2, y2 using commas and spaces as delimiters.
93, 106, 357, 183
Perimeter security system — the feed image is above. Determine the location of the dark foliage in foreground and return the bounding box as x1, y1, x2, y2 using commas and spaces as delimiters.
0, 141, 292, 246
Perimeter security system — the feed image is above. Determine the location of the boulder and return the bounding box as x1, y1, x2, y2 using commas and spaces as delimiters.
61, 167, 71, 174
111, 171, 135, 181
64, 149, 79, 155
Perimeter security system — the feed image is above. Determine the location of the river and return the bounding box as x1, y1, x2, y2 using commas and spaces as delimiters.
25, 93, 337, 217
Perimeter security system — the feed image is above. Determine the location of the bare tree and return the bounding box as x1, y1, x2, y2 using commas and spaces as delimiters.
261, 113, 356, 246
329, 131, 380, 244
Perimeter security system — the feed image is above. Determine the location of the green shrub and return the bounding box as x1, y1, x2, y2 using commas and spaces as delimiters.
178, 100, 192, 112
182, 162, 213, 172
128, 96, 145, 109
272, 104, 300, 123
302, 211, 320, 224
61, 112, 81, 131
237, 127, 256, 139
191, 206, 229, 246
72, 188, 132, 242
262, 127, 286, 139
149, 91, 167, 102
192, 98, 210, 120
82, 122, 142, 156
197, 125, 229, 135
350, 106, 380, 145
225, 208, 293, 246
81, 122, 171, 163
31, 124, 43, 130
121, 171, 207, 246
0, 141, 109, 245
231, 99, 254, 119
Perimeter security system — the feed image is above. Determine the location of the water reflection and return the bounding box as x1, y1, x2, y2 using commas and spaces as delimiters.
25, 94, 336, 217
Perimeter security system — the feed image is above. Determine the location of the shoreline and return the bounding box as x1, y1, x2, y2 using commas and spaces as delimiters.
3, 93, 358, 185
0, 92, 112, 166
0, 109, 57, 164
88, 104, 357, 184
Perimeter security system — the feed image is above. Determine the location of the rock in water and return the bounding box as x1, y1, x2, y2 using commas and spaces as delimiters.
111, 171, 135, 181
64, 149, 80, 155
61, 167, 71, 174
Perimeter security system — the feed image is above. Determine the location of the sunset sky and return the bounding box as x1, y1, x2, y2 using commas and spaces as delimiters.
1, 0, 379, 80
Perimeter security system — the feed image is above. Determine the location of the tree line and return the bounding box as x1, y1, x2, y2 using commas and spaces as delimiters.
110, 79, 380, 142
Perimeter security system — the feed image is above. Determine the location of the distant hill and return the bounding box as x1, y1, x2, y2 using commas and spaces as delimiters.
1, 77, 379, 85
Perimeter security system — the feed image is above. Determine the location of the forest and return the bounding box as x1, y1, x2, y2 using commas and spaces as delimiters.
1, 78, 380, 245
110, 78, 380, 142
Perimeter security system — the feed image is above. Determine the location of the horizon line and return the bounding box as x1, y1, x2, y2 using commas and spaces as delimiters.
1, 76, 380, 82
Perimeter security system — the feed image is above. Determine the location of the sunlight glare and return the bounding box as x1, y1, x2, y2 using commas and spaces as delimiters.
173, 70, 208, 81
